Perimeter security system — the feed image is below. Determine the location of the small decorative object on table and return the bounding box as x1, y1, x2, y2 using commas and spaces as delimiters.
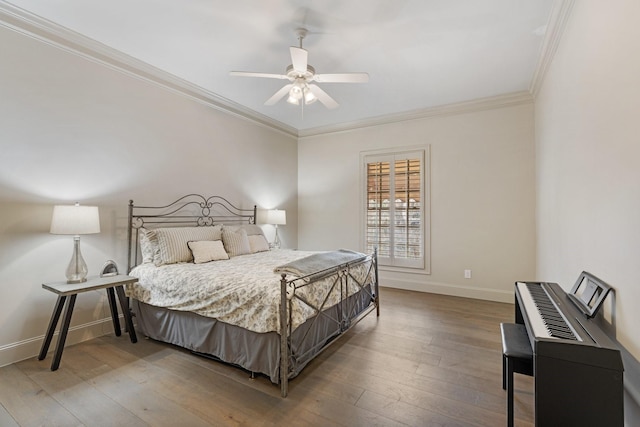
100, 260, 119, 277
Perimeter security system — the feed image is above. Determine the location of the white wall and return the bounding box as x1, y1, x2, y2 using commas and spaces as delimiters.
0, 25, 297, 366
298, 101, 536, 302
535, 0, 640, 420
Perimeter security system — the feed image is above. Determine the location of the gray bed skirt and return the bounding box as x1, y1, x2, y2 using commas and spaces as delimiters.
131, 285, 373, 384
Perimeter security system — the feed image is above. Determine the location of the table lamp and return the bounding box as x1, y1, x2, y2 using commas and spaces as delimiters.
50, 203, 101, 283
265, 209, 286, 249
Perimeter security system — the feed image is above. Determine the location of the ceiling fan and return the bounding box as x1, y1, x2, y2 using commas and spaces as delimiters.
230, 28, 369, 110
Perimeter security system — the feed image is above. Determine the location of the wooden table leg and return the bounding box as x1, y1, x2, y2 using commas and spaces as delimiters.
106, 287, 121, 336
51, 294, 76, 371
38, 295, 66, 360
115, 285, 137, 343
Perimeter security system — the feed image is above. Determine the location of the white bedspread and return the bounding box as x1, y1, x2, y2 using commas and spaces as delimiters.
127, 249, 371, 334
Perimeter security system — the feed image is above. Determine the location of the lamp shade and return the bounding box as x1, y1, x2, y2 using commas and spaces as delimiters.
50, 204, 101, 235
265, 209, 286, 226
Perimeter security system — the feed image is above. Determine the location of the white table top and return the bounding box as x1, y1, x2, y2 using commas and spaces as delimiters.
42, 274, 137, 296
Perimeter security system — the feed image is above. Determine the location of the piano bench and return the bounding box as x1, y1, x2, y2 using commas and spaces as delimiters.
500, 323, 533, 427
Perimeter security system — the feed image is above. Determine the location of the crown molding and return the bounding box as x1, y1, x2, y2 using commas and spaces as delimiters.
298, 91, 534, 138
529, 0, 575, 97
0, 1, 552, 141
0, 1, 298, 138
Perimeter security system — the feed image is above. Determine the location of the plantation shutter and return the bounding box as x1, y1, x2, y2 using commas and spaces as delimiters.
365, 150, 424, 269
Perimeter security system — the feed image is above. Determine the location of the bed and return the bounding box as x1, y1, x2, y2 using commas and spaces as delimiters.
125, 194, 379, 397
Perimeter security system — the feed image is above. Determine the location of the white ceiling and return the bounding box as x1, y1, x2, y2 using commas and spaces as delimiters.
5, 0, 555, 134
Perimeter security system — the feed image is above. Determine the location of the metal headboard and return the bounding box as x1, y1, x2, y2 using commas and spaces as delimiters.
127, 194, 256, 272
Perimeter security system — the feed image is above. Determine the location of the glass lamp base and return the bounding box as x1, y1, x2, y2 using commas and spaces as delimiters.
272, 225, 281, 249
66, 236, 88, 284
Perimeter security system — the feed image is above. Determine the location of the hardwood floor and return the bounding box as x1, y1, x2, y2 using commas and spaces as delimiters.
0, 288, 534, 426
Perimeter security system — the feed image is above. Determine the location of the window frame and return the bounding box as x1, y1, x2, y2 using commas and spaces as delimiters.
360, 145, 430, 273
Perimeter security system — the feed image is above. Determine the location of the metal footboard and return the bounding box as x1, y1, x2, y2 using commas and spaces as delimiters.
279, 248, 379, 397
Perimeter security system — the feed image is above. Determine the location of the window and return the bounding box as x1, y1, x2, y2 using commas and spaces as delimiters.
363, 149, 428, 270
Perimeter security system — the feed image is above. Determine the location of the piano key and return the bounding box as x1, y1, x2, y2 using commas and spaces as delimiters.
516, 282, 580, 341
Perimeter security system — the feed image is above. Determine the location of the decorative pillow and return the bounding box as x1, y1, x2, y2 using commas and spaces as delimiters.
154, 225, 223, 265
222, 224, 265, 237
139, 228, 159, 264
248, 234, 270, 253
222, 227, 251, 257
187, 240, 229, 264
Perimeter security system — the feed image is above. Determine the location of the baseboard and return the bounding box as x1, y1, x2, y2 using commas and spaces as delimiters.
380, 278, 514, 303
0, 316, 123, 368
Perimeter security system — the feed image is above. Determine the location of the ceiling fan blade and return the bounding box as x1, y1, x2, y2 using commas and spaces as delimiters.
313, 73, 369, 83
230, 71, 288, 80
290, 47, 308, 74
308, 84, 339, 109
265, 84, 294, 106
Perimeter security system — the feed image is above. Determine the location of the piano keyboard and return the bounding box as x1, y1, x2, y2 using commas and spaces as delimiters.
516, 282, 581, 341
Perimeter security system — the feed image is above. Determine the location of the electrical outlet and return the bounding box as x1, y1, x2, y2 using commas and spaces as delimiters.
464, 269, 472, 279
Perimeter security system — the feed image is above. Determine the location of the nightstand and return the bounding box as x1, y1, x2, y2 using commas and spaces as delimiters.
38, 274, 138, 371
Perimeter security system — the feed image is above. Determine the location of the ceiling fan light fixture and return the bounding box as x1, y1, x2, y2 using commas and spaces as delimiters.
287, 84, 303, 105
303, 86, 317, 104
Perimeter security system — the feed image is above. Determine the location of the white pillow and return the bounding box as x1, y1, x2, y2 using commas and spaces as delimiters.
222, 227, 251, 257
155, 225, 223, 265
248, 234, 270, 253
138, 228, 159, 264
223, 224, 265, 236
187, 240, 229, 264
